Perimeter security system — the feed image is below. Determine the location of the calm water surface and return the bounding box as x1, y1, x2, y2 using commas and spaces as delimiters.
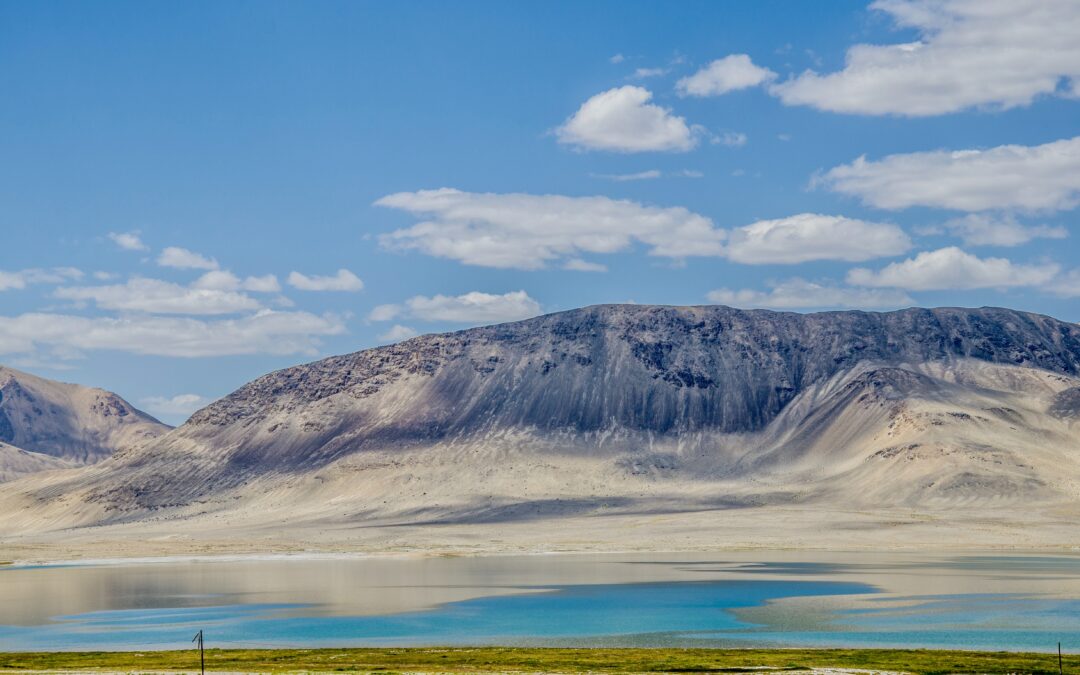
1, 552, 1079, 652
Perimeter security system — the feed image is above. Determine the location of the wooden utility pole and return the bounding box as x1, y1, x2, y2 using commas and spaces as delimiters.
193, 630, 204, 675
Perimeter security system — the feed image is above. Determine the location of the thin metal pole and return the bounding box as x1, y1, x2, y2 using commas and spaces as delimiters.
1060, 642, 1064, 675
193, 630, 204, 675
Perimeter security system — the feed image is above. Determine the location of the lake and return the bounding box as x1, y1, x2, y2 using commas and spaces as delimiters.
1, 552, 1078, 652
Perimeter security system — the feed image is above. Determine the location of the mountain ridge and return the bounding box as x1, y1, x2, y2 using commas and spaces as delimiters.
1, 304, 1079, 556
188, 303, 1080, 434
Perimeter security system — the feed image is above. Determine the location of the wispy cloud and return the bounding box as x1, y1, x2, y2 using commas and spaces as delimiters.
563, 259, 607, 272
377, 324, 419, 343
157, 246, 219, 270
54, 278, 262, 315
108, 231, 148, 252
926, 214, 1068, 247
589, 170, 662, 182
377, 188, 726, 269
193, 271, 282, 293
0, 310, 345, 358
631, 67, 668, 79
708, 278, 913, 310
0, 268, 83, 292
287, 269, 364, 292
589, 169, 703, 181
140, 393, 212, 418
713, 131, 747, 147
368, 290, 541, 325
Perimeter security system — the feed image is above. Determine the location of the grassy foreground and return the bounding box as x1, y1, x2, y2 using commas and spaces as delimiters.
0, 647, 1072, 674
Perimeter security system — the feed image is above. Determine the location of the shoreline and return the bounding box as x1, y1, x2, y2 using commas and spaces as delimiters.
5, 544, 1080, 569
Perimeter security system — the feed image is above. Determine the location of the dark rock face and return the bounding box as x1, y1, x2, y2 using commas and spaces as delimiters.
189, 305, 1080, 439
0, 391, 15, 444
1049, 387, 1080, 420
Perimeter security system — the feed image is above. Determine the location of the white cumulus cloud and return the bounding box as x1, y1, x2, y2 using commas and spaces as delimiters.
157, 246, 219, 270
726, 214, 911, 264
707, 279, 914, 310
677, 54, 777, 97
287, 269, 364, 292
847, 247, 1059, 290
770, 0, 1080, 116
820, 136, 1080, 212
555, 86, 699, 153
376, 188, 726, 269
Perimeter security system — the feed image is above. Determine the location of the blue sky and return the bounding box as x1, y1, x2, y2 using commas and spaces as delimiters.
2, 0, 1079, 423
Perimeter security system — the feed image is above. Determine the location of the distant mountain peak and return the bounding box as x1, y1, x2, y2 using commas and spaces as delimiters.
0, 365, 170, 478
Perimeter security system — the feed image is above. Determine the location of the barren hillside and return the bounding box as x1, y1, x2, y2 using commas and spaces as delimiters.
2, 305, 1079, 558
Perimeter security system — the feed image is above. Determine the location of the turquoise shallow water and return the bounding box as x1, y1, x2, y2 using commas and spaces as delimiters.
1, 554, 1078, 652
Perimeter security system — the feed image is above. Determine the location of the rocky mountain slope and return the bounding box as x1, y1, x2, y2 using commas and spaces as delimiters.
0, 366, 170, 481
2, 305, 1079, 555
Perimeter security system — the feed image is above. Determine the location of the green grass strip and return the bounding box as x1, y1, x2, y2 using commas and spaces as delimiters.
0, 647, 1073, 674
